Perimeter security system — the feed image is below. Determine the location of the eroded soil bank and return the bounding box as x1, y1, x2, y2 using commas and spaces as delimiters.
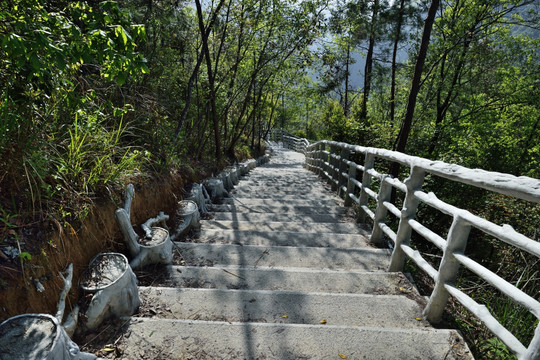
0, 171, 194, 322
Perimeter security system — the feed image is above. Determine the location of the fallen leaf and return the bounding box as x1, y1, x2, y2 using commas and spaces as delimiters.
415, 317, 422, 321
102, 348, 115, 352
338, 354, 347, 359
281, 314, 288, 318
320, 319, 327, 324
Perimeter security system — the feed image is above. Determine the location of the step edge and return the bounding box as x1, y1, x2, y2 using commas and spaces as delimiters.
124, 317, 460, 335
168, 265, 396, 274
174, 242, 388, 253
137, 286, 417, 300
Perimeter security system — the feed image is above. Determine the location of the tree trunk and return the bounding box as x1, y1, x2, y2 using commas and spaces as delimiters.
174, 0, 226, 142
390, 0, 406, 127
360, 0, 379, 122
344, 40, 350, 116
195, 0, 225, 166
390, 0, 439, 179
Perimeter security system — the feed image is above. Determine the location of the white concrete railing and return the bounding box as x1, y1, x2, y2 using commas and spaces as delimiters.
283, 135, 309, 153
269, 128, 310, 153
304, 140, 540, 360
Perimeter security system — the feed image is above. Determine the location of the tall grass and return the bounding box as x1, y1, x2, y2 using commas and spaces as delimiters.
47, 106, 144, 222
451, 259, 539, 359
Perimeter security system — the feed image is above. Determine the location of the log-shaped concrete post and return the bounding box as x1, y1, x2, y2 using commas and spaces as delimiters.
170, 200, 200, 241
221, 170, 234, 191
56, 263, 79, 337
226, 166, 239, 185
424, 214, 471, 323
388, 166, 426, 272
0, 314, 98, 359
317, 143, 325, 177
130, 226, 173, 270
337, 147, 349, 198
358, 153, 375, 223
329, 144, 339, 191
80, 253, 140, 331
370, 175, 393, 246
344, 161, 357, 207
115, 208, 139, 258
205, 178, 226, 200
524, 327, 540, 360
115, 185, 173, 269
187, 183, 209, 213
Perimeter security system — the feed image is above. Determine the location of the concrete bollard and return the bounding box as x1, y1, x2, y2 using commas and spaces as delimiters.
205, 178, 226, 200
115, 209, 173, 269
186, 183, 210, 213
79, 253, 140, 331
170, 200, 200, 241
0, 314, 99, 360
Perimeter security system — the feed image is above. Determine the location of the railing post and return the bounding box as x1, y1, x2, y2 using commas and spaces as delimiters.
344, 160, 357, 207
358, 153, 375, 223
424, 213, 471, 323
388, 166, 425, 271
330, 145, 339, 191
337, 147, 349, 199
317, 143, 322, 174
524, 327, 540, 360
370, 175, 392, 245
325, 144, 334, 185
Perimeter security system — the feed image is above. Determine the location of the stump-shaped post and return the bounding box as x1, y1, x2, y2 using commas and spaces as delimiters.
337, 147, 349, 199
424, 214, 471, 323
0, 314, 98, 359
79, 253, 140, 331
388, 166, 425, 272
370, 175, 393, 246
358, 153, 375, 223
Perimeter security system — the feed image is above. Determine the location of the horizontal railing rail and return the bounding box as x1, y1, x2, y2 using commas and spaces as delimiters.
303, 139, 540, 360
269, 128, 310, 153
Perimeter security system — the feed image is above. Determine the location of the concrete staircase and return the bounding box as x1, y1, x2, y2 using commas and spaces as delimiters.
121, 147, 472, 359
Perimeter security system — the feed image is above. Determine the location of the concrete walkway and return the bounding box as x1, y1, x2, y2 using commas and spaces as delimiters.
121, 146, 473, 359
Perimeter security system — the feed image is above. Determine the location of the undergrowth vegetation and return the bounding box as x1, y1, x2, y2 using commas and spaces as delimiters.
0, 0, 538, 358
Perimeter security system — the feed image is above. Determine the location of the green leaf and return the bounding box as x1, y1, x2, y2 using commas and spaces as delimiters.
18, 252, 32, 261
116, 72, 127, 86
115, 25, 128, 47
29, 52, 41, 71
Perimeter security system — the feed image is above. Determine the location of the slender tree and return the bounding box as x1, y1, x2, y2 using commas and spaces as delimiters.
390, 0, 440, 178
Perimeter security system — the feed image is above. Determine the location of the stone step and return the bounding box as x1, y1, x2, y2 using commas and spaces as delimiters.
238, 178, 326, 189
240, 175, 322, 182
211, 211, 349, 223
234, 181, 328, 189
164, 265, 412, 294
192, 229, 370, 248
201, 220, 364, 234
220, 197, 343, 207
176, 242, 389, 270
233, 183, 327, 189
210, 203, 349, 214
138, 287, 426, 328
121, 318, 472, 360
229, 192, 339, 201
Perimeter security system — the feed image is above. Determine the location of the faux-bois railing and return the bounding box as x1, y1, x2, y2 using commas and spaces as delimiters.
269, 129, 310, 153
303, 139, 540, 360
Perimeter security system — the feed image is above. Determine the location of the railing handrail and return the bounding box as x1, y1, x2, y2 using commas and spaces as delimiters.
302, 139, 540, 360
307, 140, 540, 203
271, 128, 310, 153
